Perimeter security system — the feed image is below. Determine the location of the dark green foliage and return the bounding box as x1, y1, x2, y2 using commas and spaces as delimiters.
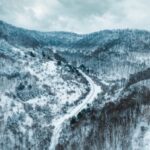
29, 51, 36, 57
17, 83, 25, 91
70, 116, 77, 125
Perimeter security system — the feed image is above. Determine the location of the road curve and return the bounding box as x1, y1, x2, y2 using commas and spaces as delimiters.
49, 70, 102, 150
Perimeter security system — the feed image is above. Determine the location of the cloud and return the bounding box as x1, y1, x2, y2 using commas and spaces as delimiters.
0, 0, 150, 33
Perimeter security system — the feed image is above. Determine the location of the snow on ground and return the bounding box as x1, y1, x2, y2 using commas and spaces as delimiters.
130, 52, 150, 66
142, 129, 150, 150
49, 70, 102, 150
24, 56, 87, 113
132, 121, 150, 150
0, 94, 33, 132
0, 43, 101, 150
0, 43, 89, 129
131, 106, 150, 150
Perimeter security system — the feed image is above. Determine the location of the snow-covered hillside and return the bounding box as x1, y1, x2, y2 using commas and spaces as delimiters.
0, 38, 91, 149
0, 21, 150, 150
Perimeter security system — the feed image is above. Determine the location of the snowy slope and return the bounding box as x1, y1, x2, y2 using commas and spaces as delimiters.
0, 38, 90, 149
49, 70, 101, 150
0, 21, 150, 150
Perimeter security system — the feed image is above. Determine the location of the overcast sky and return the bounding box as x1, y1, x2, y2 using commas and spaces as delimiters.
0, 0, 149, 33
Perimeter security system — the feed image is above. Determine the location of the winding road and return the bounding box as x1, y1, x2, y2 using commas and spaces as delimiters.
49, 70, 102, 150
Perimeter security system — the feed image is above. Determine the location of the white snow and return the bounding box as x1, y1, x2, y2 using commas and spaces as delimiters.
25, 59, 87, 111
142, 129, 150, 150
132, 121, 150, 150
42, 61, 57, 76
131, 106, 150, 150
12, 47, 25, 56
49, 69, 102, 150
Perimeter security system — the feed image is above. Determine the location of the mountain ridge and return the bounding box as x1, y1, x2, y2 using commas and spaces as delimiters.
1, 20, 150, 36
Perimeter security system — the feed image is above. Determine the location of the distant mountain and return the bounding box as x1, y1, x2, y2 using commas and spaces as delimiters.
1, 20, 150, 51
0, 20, 81, 48
1, 20, 150, 80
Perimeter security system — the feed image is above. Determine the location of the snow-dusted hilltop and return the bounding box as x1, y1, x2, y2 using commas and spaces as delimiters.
0, 21, 150, 150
